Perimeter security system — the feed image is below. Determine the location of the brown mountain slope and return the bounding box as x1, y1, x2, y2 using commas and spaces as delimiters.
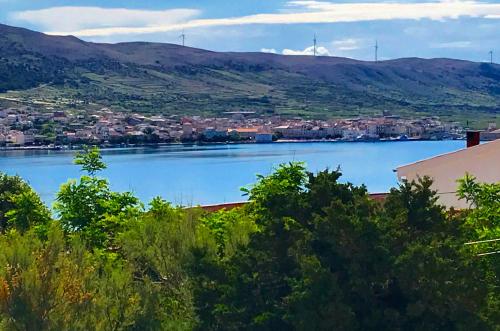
0, 23, 499, 124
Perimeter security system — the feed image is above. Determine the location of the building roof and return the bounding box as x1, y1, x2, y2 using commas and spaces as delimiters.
395, 139, 500, 208
231, 127, 259, 133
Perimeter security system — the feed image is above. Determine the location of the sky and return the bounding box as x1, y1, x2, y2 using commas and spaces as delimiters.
1, 0, 500, 62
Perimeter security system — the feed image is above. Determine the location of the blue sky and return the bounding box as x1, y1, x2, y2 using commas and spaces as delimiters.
1, 0, 500, 62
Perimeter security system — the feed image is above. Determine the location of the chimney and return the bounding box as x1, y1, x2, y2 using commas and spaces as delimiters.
466, 130, 481, 148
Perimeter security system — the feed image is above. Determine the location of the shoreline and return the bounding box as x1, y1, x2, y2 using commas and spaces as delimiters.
0, 138, 464, 152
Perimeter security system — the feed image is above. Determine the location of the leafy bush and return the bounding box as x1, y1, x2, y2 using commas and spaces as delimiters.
0, 173, 50, 234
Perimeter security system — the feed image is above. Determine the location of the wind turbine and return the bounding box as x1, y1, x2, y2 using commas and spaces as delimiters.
375, 40, 379, 62
489, 50, 494, 64
313, 33, 317, 56
180, 30, 186, 47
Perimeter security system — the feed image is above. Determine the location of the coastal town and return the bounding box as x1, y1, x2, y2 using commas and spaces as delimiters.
0, 106, 498, 148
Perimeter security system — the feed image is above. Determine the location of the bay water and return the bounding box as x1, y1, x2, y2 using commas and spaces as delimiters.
0, 141, 464, 206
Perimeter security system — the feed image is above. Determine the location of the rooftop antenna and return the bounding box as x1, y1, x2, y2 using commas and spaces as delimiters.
375, 40, 379, 62
313, 33, 317, 57
180, 30, 186, 47
489, 50, 493, 64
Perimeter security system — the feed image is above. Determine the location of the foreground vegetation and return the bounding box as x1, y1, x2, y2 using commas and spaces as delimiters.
0, 147, 498, 330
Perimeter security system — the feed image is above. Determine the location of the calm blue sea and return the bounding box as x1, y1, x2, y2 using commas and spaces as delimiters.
0, 141, 464, 206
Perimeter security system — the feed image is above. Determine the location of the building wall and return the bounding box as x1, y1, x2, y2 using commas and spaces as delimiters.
481, 130, 500, 141
256, 133, 273, 143
395, 139, 500, 208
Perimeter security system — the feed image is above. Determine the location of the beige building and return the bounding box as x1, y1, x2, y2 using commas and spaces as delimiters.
6, 131, 25, 145
395, 139, 500, 209
481, 129, 500, 141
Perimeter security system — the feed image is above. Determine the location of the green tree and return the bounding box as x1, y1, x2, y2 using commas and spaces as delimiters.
192, 165, 492, 330
0, 173, 50, 233
457, 173, 499, 238
0, 173, 31, 231
199, 207, 256, 258
6, 189, 51, 234
74, 145, 107, 176
380, 183, 482, 329
55, 147, 140, 248
194, 163, 315, 329
118, 198, 211, 329
457, 175, 500, 327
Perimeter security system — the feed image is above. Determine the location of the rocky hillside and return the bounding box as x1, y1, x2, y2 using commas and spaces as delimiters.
1, 23, 499, 123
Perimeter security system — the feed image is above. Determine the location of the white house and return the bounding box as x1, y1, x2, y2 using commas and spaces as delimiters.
395, 138, 500, 209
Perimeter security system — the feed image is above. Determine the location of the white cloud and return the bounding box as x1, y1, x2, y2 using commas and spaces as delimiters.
431, 41, 473, 48
282, 45, 331, 56
10, 6, 200, 33
261, 48, 277, 54
332, 38, 364, 51
10, 1, 500, 37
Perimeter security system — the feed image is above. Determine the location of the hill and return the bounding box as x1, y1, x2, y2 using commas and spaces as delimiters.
0, 23, 499, 125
